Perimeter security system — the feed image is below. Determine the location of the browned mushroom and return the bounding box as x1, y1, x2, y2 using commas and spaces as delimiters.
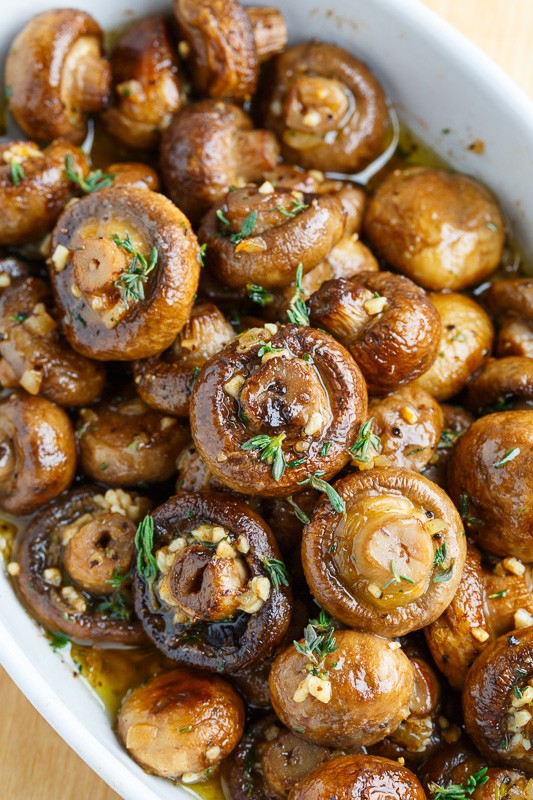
485, 277, 533, 358
364, 167, 505, 290
133, 303, 235, 417
0, 277, 106, 406
0, 254, 31, 290
173, 0, 287, 102
465, 357, 533, 414
14, 485, 148, 643
5, 9, 111, 144
160, 101, 280, 225
117, 667, 245, 783
0, 139, 89, 246
106, 162, 160, 191
48, 186, 201, 360
103, 16, 184, 151
447, 410, 533, 562
302, 468, 466, 637
260, 488, 321, 557
269, 627, 414, 748
133, 492, 292, 673
199, 182, 363, 290
175, 443, 223, 493
257, 42, 389, 173
309, 272, 441, 395
414, 292, 494, 402
0, 391, 76, 515
190, 323, 367, 497
77, 392, 189, 486
421, 404, 474, 490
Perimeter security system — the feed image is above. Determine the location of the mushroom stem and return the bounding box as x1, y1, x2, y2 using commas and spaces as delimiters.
233, 130, 281, 182
69, 41, 112, 112
71, 238, 128, 297
246, 6, 288, 62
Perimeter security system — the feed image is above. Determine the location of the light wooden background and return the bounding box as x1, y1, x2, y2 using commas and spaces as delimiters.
2, 1, 533, 798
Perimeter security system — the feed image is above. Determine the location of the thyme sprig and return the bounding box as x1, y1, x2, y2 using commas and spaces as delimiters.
382, 560, 414, 590
112, 232, 158, 307
349, 418, 381, 462
286, 495, 310, 524
135, 515, 157, 581
294, 611, 338, 678
228, 210, 258, 244
273, 199, 309, 218
261, 557, 289, 590
287, 263, 309, 326
492, 447, 520, 468
298, 471, 345, 514
428, 767, 489, 799
10, 161, 25, 186
247, 283, 274, 307
63, 154, 114, 193
241, 432, 286, 481
458, 493, 484, 526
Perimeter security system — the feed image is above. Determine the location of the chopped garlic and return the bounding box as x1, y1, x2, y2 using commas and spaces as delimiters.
514, 608, 533, 629
6, 562, 20, 577
364, 295, 388, 316
43, 567, 62, 586
503, 557, 526, 576
224, 374, 245, 398
400, 406, 419, 424
19, 367, 42, 395
471, 627, 490, 643
51, 244, 71, 272
258, 180, 275, 195
304, 411, 324, 437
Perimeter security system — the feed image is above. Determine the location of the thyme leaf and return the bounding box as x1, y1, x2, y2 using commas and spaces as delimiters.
298, 471, 345, 514
112, 232, 158, 307
241, 433, 286, 481
135, 515, 157, 581
349, 418, 381, 462
63, 154, 114, 193
287, 263, 309, 326
261, 557, 289, 590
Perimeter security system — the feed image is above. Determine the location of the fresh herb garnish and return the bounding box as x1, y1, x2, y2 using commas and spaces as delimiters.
10, 161, 25, 186
11, 312, 29, 324
63, 154, 114, 193
112, 232, 158, 307
320, 441, 332, 457
229, 210, 258, 244
261, 557, 289, 590
433, 562, 455, 583
428, 767, 489, 799
256, 341, 284, 358
349, 418, 381, 462
241, 433, 286, 481
286, 496, 310, 524
492, 447, 520, 468
438, 430, 461, 450
197, 243, 207, 267
458, 493, 484, 526
106, 566, 131, 590
135, 515, 157, 580
216, 209, 230, 226
382, 560, 414, 590
287, 263, 309, 326
294, 611, 338, 678
488, 590, 507, 599
513, 668, 527, 699
49, 633, 70, 651
298, 471, 345, 514
247, 283, 274, 307
273, 199, 309, 218
96, 591, 130, 621
433, 543, 448, 569
287, 457, 307, 468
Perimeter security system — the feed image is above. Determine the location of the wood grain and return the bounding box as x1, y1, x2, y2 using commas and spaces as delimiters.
2, 2, 532, 798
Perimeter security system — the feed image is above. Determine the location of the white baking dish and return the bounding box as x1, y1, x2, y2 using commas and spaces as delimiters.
1, 1, 533, 798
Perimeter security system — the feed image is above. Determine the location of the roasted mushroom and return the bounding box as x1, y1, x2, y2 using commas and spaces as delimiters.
309, 272, 441, 395
463, 626, 533, 774
199, 181, 364, 290
103, 16, 184, 151
414, 292, 494, 402
448, 410, 533, 562
421, 403, 474, 490
0, 277, 106, 406
134, 303, 235, 417
190, 323, 367, 497
106, 162, 160, 191
5, 9, 111, 144
160, 100, 280, 225
0, 139, 89, 246
175, 443, 222, 493
77, 393, 189, 486
486, 277, 533, 358
14, 485, 148, 643
364, 167, 505, 290
0, 254, 31, 289
465, 357, 533, 415
133, 492, 292, 673
302, 468, 466, 637
48, 186, 200, 360
174, 0, 287, 102
117, 667, 244, 782
0, 391, 76, 515
269, 627, 414, 748
257, 42, 389, 173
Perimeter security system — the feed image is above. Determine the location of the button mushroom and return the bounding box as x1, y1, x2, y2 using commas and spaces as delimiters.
0, 391, 76, 515
189, 323, 367, 497
5, 9, 111, 144
117, 667, 244, 782
309, 272, 442, 395
103, 16, 184, 151
106, 162, 160, 191
302, 468, 466, 637
486, 277, 533, 358
364, 167, 505, 291
421, 403, 474, 490
465, 356, 533, 415
257, 41, 389, 174
48, 186, 201, 360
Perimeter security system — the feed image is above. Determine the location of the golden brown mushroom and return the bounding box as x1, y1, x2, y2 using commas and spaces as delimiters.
485, 277, 533, 358
117, 667, 245, 782
421, 403, 474, 490
48, 186, 201, 360
106, 162, 160, 191
465, 356, 533, 414
364, 167, 505, 290
103, 16, 184, 151
0, 391, 76, 515
0, 277, 106, 406
5, 9, 111, 144
257, 42, 389, 173
309, 272, 442, 395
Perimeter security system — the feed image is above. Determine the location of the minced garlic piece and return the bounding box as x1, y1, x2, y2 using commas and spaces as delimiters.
43, 567, 62, 586
224, 374, 245, 398
303, 411, 324, 437
471, 627, 490, 643
19, 368, 42, 395
51, 244, 71, 272
364, 296, 388, 316
514, 608, 533, 629
503, 557, 526, 576
400, 406, 419, 424
293, 673, 332, 704
93, 488, 149, 522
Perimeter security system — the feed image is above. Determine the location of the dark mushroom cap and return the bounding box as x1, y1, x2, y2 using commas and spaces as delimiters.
364, 167, 505, 291
418, 740, 486, 795
0, 276, 106, 407
48, 186, 200, 360
257, 42, 389, 174
190, 323, 368, 497
465, 357, 533, 414
496, 318, 533, 359
0, 254, 32, 288
0, 391, 76, 515
421, 404, 474, 490
485, 277, 533, 322
5, 9, 110, 144
15, 484, 147, 644
133, 491, 292, 673
302, 468, 466, 637
447, 410, 533, 561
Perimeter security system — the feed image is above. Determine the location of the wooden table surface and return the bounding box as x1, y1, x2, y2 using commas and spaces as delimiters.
2, 1, 533, 798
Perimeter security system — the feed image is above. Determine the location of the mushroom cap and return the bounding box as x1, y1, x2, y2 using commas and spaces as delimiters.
465, 356, 533, 414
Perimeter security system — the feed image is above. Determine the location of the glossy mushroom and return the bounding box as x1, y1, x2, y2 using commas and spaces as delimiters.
190, 323, 367, 497
103, 16, 184, 151
48, 186, 200, 360
421, 403, 474, 490
106, 162, 160, 191
0, 139, 89, 246
364, 167, 505, 290
133, 492, 292, 673
414, 292, 494, 402
77, 393, 189, 486
5, 9, 111, 144
309, 272, 441, 395
257, 41, 389, 173
302, 468, 466, 637
134, 303, 235, 417
447, 410, 533, 561
0, 254, 31, 290
0, 391, 76, 515
117, 667, 244, 783
14, 485, 148, 643
174, 0, 287, 102
160, 100, 280, 225
0, 277, 106, 406
465, 356, 533, 414
486, 277, 533, 358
